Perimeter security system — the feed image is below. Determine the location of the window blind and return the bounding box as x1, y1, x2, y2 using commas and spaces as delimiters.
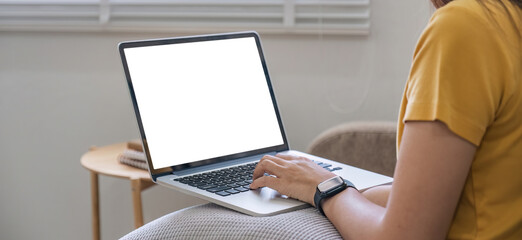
0, 0, 370, 35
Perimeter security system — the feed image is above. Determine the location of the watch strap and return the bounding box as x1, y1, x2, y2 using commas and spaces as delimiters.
314, 178, 356, 216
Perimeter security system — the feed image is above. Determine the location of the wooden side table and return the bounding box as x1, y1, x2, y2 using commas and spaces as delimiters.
81, 142, 155, 240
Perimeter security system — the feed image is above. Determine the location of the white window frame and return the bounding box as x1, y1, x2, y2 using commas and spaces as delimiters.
0, 0, 370, 35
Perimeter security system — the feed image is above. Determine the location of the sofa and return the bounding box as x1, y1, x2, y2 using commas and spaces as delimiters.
121, 121, 397, 240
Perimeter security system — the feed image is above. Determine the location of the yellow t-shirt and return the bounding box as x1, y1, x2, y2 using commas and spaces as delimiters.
397, 0, 522, 239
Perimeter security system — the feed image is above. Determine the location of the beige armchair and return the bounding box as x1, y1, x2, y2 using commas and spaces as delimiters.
121, 121, 397, 240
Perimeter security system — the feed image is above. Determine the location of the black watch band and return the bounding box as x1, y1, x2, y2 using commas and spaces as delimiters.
314, 177, 356, 216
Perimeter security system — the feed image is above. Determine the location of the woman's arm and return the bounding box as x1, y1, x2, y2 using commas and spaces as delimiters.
251, 121, 476, 239
361, 185, 391, 207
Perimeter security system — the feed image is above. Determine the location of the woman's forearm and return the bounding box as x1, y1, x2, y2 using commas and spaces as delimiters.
322, 187, 387, 240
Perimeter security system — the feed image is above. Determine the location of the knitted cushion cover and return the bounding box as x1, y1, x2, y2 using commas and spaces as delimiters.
120, 203, 342, 240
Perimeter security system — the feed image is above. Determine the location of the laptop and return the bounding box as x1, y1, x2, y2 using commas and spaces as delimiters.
119, 31, 392, 216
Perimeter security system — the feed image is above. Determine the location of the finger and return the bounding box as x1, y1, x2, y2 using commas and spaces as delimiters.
261, 154, 288, 165
250, 175, 280, 190
252, 159, 285, 179
275, 153, 307, 161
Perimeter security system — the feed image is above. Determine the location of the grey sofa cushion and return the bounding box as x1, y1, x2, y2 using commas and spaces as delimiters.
120, 203, 341, 240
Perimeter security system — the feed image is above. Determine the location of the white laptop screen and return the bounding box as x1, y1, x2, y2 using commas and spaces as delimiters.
123, 36, 285, 170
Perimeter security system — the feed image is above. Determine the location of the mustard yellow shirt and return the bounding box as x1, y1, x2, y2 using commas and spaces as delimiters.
397, 0, 522, 239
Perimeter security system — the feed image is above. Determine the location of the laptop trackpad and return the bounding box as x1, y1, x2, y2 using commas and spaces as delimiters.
220, 187, 308, 216
252, 187, 289, 200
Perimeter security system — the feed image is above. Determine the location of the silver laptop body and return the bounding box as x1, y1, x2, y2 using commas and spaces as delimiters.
119, 31, 393, 216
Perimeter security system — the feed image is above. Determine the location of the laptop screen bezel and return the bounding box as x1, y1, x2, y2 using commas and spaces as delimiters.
119, 31, 289, 180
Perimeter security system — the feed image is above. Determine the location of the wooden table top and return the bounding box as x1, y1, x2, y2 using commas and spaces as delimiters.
81, 142, 151, 181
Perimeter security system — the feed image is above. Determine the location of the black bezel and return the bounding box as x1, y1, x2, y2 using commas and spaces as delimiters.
118, 31, 289, 181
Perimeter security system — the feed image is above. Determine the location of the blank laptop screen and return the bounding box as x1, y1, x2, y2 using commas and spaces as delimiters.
124, 36, 285, 170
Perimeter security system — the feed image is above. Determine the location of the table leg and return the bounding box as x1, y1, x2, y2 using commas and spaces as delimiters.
130, 179, 155, 229
131, 179, 144, 228
90, 171, 100, 240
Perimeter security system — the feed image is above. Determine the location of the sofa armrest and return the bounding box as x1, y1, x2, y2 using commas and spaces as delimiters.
307, 121, 397, 177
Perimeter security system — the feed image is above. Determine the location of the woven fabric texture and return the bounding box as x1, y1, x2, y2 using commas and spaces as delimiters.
120, 203, 341, 240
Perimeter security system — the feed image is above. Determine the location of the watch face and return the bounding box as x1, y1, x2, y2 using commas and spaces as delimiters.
318, 176, 344, 192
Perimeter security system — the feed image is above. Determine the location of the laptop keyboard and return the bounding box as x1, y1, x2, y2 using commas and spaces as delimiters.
174, 160, 342, 197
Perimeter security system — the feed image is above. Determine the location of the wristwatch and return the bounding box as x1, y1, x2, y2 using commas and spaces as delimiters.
314, 176, 357, 215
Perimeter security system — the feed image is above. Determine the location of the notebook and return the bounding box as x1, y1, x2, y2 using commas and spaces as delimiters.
118, 31, 392, 216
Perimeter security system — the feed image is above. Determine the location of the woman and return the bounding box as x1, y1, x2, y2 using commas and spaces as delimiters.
251, 0, 522, 239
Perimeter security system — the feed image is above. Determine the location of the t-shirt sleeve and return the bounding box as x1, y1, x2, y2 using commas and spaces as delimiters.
403, 4, 504, 146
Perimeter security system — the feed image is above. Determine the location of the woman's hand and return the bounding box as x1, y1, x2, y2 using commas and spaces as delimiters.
250, 154, 337, 205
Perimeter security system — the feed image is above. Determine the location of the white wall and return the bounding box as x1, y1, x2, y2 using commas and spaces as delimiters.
0, 1, 432, 239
